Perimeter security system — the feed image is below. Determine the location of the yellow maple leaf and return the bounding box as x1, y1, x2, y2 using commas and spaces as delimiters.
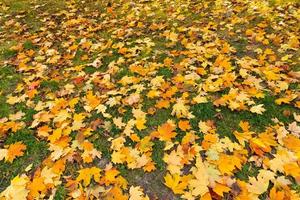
233, 121, 253, 146
136, 118, 146, 131
283, 135, 300, 152
53, 110, 70, 123
102, 168, 120, 185
113, 117, 126, 129
164, 173, 191, 194
217, 154, 242, 175
172, 99, 194, 119
72, 113, 86, 131
85, 91, 100, 111
0, 174, 29, 200
247, 170, 275, 195
283, 162, 300, 179
187, 156, 210, 197
250, 104, 266, 114
213, 183, 231, 197
76, 167, 101, 186
129, 186, 149, 200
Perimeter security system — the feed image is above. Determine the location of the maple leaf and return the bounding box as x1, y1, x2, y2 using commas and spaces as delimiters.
0, 174, 29, 200
27, 176, 47, 198
172, 99, 194, 119
8, 111, 25, 121
163, 147, 184, 174
250, 131, 277, 156
156, 121, 177, 141
192, 95, 208, 104
202, 134, 218, 150
129, 186, 149, 200
76, 167, 101, 186
126, 93, 140, 105
283, 162, 300, 179
155, 99, 170, 109
0, 149, 8, 161
164, 173, 191, 194
40, 166, 60, 185
187, 156, 210, 197
48, 128, 62, 143
269, 187, 285, 200
178, 120, 191, 131
233, 121, 253, 146
5, 142, 27, 163
104, 186, 128, 200
213, 183, 231, 197
53, 110, 70, 123
72, 113, 86, 131
250, 104, 266, 114
247, 170, 275, 195
282, 135, 300, 152
198, 121, 211, 134
6, 95, 21, 105
217, 154, 242, 175
113, 117, 126, 129
37, 125, 52, 137
85, 91, 100, 111
288, 121, 300, 135
102, 168, 120, 185
135, 118, 146, 130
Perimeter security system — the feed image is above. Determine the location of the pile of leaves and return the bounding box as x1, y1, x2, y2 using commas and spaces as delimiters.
0, 0, 299, 199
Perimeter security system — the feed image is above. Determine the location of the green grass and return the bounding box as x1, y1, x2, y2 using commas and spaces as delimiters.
152, 140, 166, 170
23, 40, 36, 50
15, 103, 37, 123
0, 96, 10, 118
235, 162, 260, 181
83, 66, 98, 74
157, 67, 173, 79
0, 65, 21, 93
54, 185, 67, 200
1, 0, 30, 12
93, 133, 112, 159
0, 41, 18, 62
0, 65, 22, 118
1, 0, 65, 13
40, 80, 60, 92
190, 102, 216, 128
216, 95, 299, 139
146, 108, 172, 127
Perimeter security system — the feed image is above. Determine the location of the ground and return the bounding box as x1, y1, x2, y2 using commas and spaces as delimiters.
0, 0, 299, 199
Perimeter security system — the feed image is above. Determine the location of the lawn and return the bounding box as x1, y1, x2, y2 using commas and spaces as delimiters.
0, 0, 299, 199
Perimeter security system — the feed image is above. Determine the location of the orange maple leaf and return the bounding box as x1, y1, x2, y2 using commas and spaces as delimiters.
27, 177, 47, 198
178, 120, 191, 131
6, 142, 27, 163
155, 122, 177, 141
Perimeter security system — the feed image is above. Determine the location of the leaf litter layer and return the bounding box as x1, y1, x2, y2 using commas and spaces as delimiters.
0, 0, 300, 199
